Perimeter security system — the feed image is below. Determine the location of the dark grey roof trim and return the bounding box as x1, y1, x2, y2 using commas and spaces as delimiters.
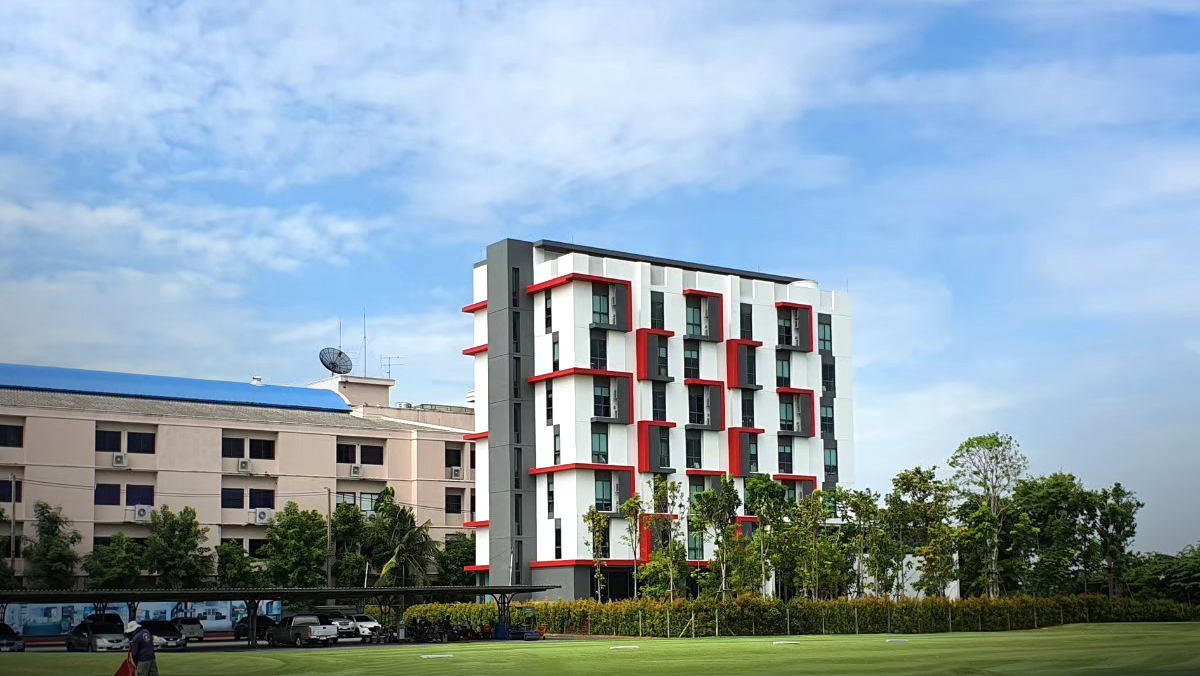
533, 239, 808, 284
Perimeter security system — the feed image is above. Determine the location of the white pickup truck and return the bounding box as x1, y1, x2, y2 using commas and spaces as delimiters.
268, 615, 338, 648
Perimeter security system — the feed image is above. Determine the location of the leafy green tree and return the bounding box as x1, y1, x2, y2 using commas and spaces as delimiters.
618, 495, 649, 598
744, 475, 790, 596
691, 474, 741, 598
581, 506, 609, 601
84, 533, 144, 589
1096, 482, 1142, 597
145, 506, 213, 588
215, 541, 263, 588
261, 502, 327, 587
332, 501, 369, 586
788, 491, 844, 599
649, 477, 688, 600
0, 507, 17, 589
887, 467, 957, 598
949, 433, 1027, 599
1010, 473, 1095, 596
24, 501, 81, 589
435, 534, 475, 587
841, 488, 885, 597
335, 551, 370, 588
637, 543, 690, 600
367, 489, 438, 585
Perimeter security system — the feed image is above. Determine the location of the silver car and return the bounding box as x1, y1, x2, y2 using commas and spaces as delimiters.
65, 622, 129, 652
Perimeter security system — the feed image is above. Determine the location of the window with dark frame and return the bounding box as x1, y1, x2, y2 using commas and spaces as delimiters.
592, 284, 610, 324
125, 484, 155, 506
336, 491, 357, 505
776, 354, 791, 387
511, 267, 521, 306
594, 471, 613, 512
683, 341, 700, 379
821, 405, 835, 434
126, 432, 156, 454
740, 303, 753, 340
514, 495, 523, 535
359, 445, 383, 465
825, 446, 839, 474
652, 382, 667, 421
445, 444, 463, 468
685, 297, 702, 335
0, 424, 23, 448
780, 397, 795, 431
779, 440, 793, 474
513, 402, 522, 443
445, 490, 463, 515
512, 311, 521, 352
221, 488, 244, 509
686, 431, 702, 468
553, 430, 561, 464
545, 292, 552, 332
818, 320, 832, 352
336, 443, 356, 464
555, 523, 563, 559
221, 437, 245, 458
746, 350, 757, 385
657, 431, 671, 468
545, 380, 553, 423
688, 522, 704, 559
0, 479, 21, 503
591, 424, 609, 463
513, 357, 522, 398
95, 430, 122, 452
248, 539, 268, 557
748, 437, 759, 474
688, 386, 705, 425
742, 390, 755, 427
513, 447, 522, 489
689, 476, 705, 504
778, 308, 793, 346
547, 475, 555, 518
249, 488, 275, 509
552, 335, 560, 370
590, 329, 607, 369
656, 342, 669, 378
249, 439, 275, 460
822, 361, 836, 395
94, 483, 120, 506
651, 291, 665, 329
593, 377, 612, 418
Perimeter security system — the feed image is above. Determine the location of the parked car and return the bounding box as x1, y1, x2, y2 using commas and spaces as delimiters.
0, 623, 24, 652
138, 620, 187, 650
83, 613, 125, 625
171, 617, 205, 642
317, 612, 358, 641
65, 622, 129, 652
351, 614, 382, 642
267, 615, 337, 648
233, 615, 278, 640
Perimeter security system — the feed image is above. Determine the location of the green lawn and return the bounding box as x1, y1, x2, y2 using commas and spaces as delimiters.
6, 624, 1200, 676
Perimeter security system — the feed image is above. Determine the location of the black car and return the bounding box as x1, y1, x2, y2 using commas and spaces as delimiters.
0, 623, 24, 652
233, 615, 277, 640
138, 620, 188, 650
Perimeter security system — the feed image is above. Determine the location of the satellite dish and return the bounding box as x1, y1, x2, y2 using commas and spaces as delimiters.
319, 347, 353, 375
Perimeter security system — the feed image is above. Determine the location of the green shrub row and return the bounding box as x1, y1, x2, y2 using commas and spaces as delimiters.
403, 595, 1199, 637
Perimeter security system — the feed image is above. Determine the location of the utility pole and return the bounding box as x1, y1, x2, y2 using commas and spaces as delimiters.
325, 487, 333, 588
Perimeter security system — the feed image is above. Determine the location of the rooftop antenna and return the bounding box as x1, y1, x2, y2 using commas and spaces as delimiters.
381, 356, 404, 379
319, 347, 353, 376
362, 311, 367, 377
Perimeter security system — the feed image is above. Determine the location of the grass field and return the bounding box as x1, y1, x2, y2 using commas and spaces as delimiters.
5, 623, 1199, 676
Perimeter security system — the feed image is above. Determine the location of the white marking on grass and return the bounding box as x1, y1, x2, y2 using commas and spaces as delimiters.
421, 654, 455, 658
610, 646, 640, 650
773, 641, 803, 644
885, 639, 909, 643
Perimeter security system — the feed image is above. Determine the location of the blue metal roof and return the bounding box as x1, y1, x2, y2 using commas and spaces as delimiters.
0, 363, 350, 412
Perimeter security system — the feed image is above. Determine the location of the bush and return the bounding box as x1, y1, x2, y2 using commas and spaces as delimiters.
404, 594, 1199, 637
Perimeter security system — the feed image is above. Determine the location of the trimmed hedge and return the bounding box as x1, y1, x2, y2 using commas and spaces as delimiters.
404, 595, 1199, 637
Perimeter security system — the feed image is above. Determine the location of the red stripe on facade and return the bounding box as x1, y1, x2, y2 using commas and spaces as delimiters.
525, 273, 633, 330
636, 420, 676, 473
775, 302, 813, 350
463, 431, 489, 441
683, 289, 724, 341
529, 463, 636, 501
735, 516, 759, 524
530, 559, 639, 568
772, 473, 819, 487
685, 469, 725, 476
683, 378, 723, 387
462, 300, 488, 313
727, 427, 764, 477
462, 344, 488, 356
464, 564, 490, 572
635, 328, 675, 380
776, 387, 816, 436
682, 289, 721, 297
463, 520, 489, 528
725, 339, 763, 387
529, 367, 633, 383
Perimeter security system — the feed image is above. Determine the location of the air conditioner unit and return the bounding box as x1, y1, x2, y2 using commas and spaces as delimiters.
129, 504, 152, 523
252, 508, 274, 525
112, 453, 129, 469
349, 464, 363, 478
238, 458, 252, 475
449, 466, 463, 480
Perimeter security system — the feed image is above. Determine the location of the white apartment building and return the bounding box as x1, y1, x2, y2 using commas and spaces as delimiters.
463, 240, 853, 599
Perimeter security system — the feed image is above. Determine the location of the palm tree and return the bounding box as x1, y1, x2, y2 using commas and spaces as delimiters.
367, 489, 438, 586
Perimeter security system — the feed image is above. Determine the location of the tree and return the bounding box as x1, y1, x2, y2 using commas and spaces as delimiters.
332, 502, 369, 587
949, 433, 1027, 599
145, 506, 214, 588
887, 467, 957, 598
1097, 482, 1142, 597
744, 475, 789, 596
1010, 473, 1096, 596
24, 502, 81, 589
0, 508, 17, 590
261, 502, 327, 587
690, 475, 741, 598
367, 489, 438, 586
215, 541, 262, 588
435, 534, 475, 587
84, 533, 144, 589
618, 495, 649, 598
581, 506, 610, 601
649, 477, 688, 600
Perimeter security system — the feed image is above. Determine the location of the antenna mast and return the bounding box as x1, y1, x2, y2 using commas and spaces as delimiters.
362, 312, 367, 377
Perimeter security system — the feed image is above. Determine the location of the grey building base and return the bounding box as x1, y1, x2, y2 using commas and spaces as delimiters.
532, 567, 592, 600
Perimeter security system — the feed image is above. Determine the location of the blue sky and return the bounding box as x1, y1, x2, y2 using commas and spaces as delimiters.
1, 1, 1198, 551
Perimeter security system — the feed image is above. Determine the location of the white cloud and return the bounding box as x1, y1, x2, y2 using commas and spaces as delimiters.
846, 269, 953, 369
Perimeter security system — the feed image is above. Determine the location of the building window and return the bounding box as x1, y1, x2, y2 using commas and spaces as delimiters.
221, 437, 245, 459
590, 330, 607, 369
471, 492, 476, 516
740, 303, 753, 340
514, 541, 524, 584
513, 357, 522, 398
513, 447, 522, 489
545, 380, 553, 423
748, 437, 759, 474
126, 484, 155, 506
822, 361, 836, 396
221, 488, 244, 509
547, 475, 555, 518
555, 523, 562, 559
594, 521, 610, 558
656, 342, 669, 378
592, 284, 610, 324
685, 431, 702, 469
778, 309, 793, 346
249, 439, 275, 460
741, 390, 755, 427
593, 377, 612, 418
818, 321, 832, 352
544, 292, 552, 332
785, 482, 797, 503
821, 405, 835, 434
359, 492, 381, 514
249, 489, 275, 509
776, 354, 791, 387
248, 539, 268, 557
746, 350, 757, 385
825, 446, 839, 474
595, 471, 613, 512
0, 424, 23, 448
513, 402, 522, 443
336, 444, 356, 464
688, 386, 705, 425
651, 291, 665, 329
652, 382, 667, 421
470, 446, 476, 469
336, 491, 357, 505
95, 430, 122, 452
126, 432, 156, 454
552, 335, 560, 370
685, 297, 702, 335
657, 431, 671, 468
445, 444, 463, 468
780, 398, 795, 431
445, 490, 463, 515
0, 478, 21, 503
514, 495, 523, 536
591, 425, 609, 463
683, 341, 700, 379
779, 440, 793, 474
553, 430, 561, 465
687, 522, 704, 560
94, 483, 120, 506
689, 476, 705, 504
360, 445, 383, 465
512, 311, 521, 352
